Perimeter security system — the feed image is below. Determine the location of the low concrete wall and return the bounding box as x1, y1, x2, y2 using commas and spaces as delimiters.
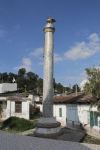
56, 117, 66, 126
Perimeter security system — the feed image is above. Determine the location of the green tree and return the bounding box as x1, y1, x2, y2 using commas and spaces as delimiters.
53, 78, 56, 90
8, 72, 17, 83
65, 87, 71, 92
18, 68, 26, 78
83, 65, 100, 99
36, 78, 43, 94
55, 83, 63, 93
26, 72, 39, 92
72, 84, 81, 93
2, 72, 9, 83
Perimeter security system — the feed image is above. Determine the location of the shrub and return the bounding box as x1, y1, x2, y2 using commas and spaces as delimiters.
1, 116, 35, 132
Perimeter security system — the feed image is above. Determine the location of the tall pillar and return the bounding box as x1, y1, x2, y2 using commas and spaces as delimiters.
34, 16, 61, 137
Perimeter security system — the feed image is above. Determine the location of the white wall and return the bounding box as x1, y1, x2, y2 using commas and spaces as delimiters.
36, 103, 100, 130
54, 104, 66, 126
7, 100, 30, 120
66, 104, 90, 126
0, 83, 17, 93
0, 84, 3, 93
1, 101, 7, 119
36, 104, 43, 113
36, 103, 66, 126
33, 95, 40, 102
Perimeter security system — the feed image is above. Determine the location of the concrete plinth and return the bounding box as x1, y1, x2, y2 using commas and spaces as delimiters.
34, 117, 62, 137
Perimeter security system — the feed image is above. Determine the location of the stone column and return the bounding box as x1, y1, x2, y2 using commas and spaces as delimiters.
42, 16, 54, 118
34, 16, 61, 137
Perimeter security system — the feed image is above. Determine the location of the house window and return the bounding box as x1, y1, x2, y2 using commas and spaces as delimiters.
59, 108, 62, 117
15, 101, 22, 113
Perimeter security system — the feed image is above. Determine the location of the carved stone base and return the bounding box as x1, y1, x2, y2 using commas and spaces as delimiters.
34, 117, 62, 137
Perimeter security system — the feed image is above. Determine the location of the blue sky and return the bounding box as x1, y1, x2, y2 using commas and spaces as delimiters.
0, 0, 100, 90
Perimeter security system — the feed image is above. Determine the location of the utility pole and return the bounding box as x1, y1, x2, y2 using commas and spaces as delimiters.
76, 84, 77, 96
69, 84, 71, 93
63, 81, 64, 96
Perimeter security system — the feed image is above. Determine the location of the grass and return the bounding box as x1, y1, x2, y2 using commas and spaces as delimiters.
0, 114, 40, 134
20, 92, 31, 95
80, 133, 100, 145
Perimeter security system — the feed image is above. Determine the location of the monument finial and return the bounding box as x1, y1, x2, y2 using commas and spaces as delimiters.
47, 15, 56, 24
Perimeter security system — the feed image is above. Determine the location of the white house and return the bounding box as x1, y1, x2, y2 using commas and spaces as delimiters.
35, 92, 100, 137
0, 83, 17, 93
0, 96, 30, 120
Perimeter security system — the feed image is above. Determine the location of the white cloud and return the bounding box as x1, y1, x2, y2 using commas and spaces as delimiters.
80, 70, 87, 77
95, 65, 100, 71
13, 58, 33, 72
80, 79, 90, 90
76, 29, 89, 36
38, 62, 44, 65
65, 76, 75, 80
57, 76, 66, 79
64, 33, 100, 60
88, 33, 100, 42
54, 53, 63, 63
29, 48, 43, 57
29, 48, 63, 65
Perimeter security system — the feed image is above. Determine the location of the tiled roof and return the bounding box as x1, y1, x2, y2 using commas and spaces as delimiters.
7, 96, 30, 101
35, 92, 100, 104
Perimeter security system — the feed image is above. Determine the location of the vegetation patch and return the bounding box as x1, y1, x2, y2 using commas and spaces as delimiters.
80, 133, 100, 145
0, 116, 38, 132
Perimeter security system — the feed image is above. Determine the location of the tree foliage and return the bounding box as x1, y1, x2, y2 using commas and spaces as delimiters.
0, 68, 81, 95
83, 65, 100, 100
72, 84, 81, 93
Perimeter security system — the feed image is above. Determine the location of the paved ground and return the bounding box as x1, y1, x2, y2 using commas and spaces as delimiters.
25, 127, 85, 142
0, 131, 100, 150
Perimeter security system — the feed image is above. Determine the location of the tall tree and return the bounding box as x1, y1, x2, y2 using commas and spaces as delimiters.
36, 78, 43, 94
55, 83, 63, 93
2, 72, 9, 83
18, 68, 26, 78
83, 65, 100, 100
65, 87, 71, 92
26, 72, 39, 92
72, 84, 81, 93
8, 72, 17, 83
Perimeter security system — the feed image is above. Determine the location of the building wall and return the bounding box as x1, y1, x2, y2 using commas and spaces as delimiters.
0, 84, 3, 93
37, 104, 43, 113
0, 83, 17, 93
33, 95, 40, 102
1, 101, 7, 120
53, 104, 66, 126
66, 104, 90, 129
36, 103, 100, 131
7, 100, 30, 120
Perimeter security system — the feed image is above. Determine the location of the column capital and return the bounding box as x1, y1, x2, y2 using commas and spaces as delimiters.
43, 26, 55, 33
